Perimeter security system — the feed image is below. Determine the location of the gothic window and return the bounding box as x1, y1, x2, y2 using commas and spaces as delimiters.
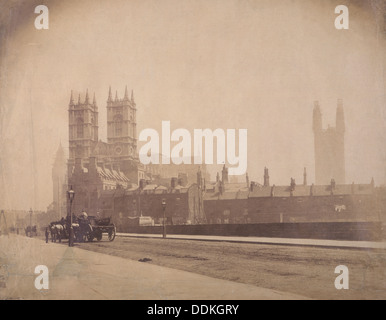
114, 114, 123, 136
76, 118, 84, 138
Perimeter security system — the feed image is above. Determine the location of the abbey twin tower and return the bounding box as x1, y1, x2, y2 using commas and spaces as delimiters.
67, 86, 145, 187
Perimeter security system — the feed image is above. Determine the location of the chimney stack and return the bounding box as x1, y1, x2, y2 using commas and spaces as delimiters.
264, 167, 270, 187
303, 167, 307, 186
139, 179, 146, 190
222, 165, 228, 183
171, 177, 178, 189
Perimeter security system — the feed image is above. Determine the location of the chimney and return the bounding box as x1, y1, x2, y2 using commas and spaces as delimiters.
171, 177, 178, 189
250, 181, 255, 192
219, 182, 224, 195
222, 165, 228, 183
270, 185, 275, 197
303, 167, 307, 186
290, 178, 296, 191
310, 184, 314, 196
330, 179, 336, 190
197, 167, 202, 187
330, 179, 336, 195
246, 173, 250, 188
178, 173, 188, 186
139, 179, 146, 190
264, 167, 270, 187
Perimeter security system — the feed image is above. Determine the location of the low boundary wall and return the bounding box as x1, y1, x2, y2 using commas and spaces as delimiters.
118, 221, 383, 241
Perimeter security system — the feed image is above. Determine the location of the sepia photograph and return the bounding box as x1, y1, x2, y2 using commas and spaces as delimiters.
0, 0, 385, 305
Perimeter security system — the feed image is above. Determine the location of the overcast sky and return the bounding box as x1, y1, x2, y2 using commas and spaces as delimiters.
0, 0, 385, 210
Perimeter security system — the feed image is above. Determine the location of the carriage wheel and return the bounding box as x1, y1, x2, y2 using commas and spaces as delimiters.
108, 225, 116, 242
96, 231, 102, 241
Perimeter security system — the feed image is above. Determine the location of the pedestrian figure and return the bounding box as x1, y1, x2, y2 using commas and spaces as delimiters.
45, 227, 49, 243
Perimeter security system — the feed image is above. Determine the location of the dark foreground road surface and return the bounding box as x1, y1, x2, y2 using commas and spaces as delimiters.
71, 235, 386, 300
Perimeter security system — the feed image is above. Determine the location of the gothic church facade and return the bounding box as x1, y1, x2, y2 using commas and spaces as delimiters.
67, 87, 146, 214
67, 86, 145, 183
313, 99, 346, 185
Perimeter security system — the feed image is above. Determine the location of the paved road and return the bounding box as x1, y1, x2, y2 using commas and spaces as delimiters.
77, 234, 386, 300
117, 232, 386, 249
0, 234, 309, 300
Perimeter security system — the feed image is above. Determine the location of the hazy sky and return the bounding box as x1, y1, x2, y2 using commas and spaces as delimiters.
0, 0, 385, 210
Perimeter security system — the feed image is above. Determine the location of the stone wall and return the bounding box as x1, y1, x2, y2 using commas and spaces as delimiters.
118, 221, 383, 241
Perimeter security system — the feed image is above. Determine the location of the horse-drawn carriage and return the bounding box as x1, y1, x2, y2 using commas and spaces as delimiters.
72, 216, 116, 242
48, 215, 116, 243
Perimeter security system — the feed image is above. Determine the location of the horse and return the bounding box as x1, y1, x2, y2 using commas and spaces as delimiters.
25, 225, 37, 237
49, 223, 64, 243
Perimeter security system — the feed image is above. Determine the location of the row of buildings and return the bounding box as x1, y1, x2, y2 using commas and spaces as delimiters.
97, 165, 381, 230
47, 88, 383, 230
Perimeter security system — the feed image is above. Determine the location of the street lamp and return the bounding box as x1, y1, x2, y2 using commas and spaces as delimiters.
162, 198, 166, 239
67, 186, 75, 247
29, 208, 33, 237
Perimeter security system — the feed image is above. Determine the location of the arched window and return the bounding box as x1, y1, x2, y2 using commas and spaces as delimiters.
76, 118, 84, 138
114, 114, 123, 136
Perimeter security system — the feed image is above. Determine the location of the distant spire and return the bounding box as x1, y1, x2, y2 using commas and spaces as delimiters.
69, 90, 74, 106
115, 90, 118, 101
54, 142, 66, 165
85, 89, 89, 104
107, 86, 112, 102
124, 86, 129, 100
131, 90, 135, 103
93, 93, 97, 107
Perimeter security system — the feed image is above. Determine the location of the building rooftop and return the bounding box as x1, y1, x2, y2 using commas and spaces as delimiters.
204, 182, 374, 200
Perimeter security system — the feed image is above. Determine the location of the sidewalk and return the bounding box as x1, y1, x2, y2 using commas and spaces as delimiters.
0, 234, 310, 300
117, 233, 386, 250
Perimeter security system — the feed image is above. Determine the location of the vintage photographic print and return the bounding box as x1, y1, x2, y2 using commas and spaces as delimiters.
0, 0, 385, 305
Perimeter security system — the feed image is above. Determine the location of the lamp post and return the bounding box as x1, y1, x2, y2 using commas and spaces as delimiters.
67, 186, 75, 247
29, 208, 33, 237
162, 198, 166, 239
